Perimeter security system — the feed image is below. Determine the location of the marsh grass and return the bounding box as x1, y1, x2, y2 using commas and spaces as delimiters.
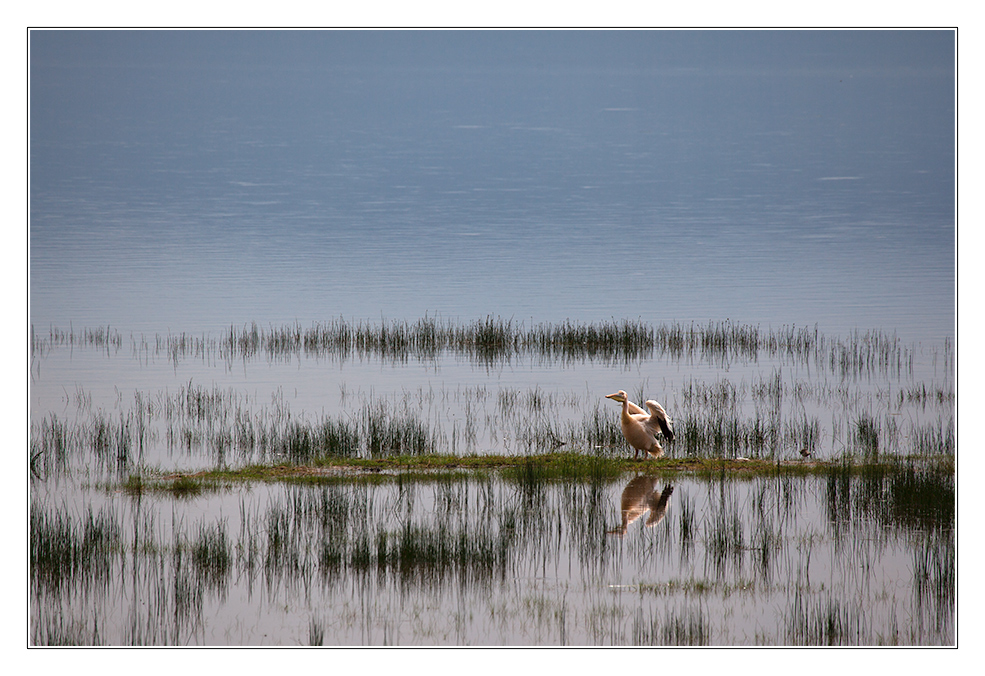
370, 520, 513, 588
912, 531, 956, 636
32, 612, 103, 646
787, 588, 870, 645
237, 483, 524, 591
853, 413, 881, 458
33, 318, 925, 378
30, 414, 70, 478
31, 410, 143, 476
660, 605, 712, 646
705, 495, 745, 576
855, 462, 955, 532
119, 473, 224, 499
911, 417, 955, 456
190, 521, 232, 590
34, 382, 447, 472
281, 419, 361, 462
308, 619, 325, 647
629, 603, 713, 646
501, 453, 625, 486
170, 475, 206, 498
30, 502, 121, 595
32, 319, 951, 477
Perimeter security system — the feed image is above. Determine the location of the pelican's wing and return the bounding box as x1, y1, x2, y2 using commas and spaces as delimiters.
644, 400, 675, 441
645, 485, 675, 527
626, 400, 648, 417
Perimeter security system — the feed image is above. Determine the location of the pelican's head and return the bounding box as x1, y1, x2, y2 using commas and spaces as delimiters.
605, 390, 628, 403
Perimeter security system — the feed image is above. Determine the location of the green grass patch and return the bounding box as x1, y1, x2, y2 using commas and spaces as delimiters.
119, 472, 224, 497
117, 451, 953, 489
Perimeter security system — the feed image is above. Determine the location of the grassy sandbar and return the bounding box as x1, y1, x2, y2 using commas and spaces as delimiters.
119, 451, 954, 490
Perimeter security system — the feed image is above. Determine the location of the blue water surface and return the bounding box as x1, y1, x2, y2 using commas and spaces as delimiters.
29, 30, 955, 344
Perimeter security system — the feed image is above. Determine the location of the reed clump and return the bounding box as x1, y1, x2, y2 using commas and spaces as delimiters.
822, 459, 954, 541
853, 414, 881, 458
30, 502, 122, 595
912, 530, 955, 635
189, 522, 232, 590
661, 606, 712, 646
787, 589, 870, 646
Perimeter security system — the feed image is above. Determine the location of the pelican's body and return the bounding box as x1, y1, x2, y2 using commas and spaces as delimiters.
605, 390, 674, 459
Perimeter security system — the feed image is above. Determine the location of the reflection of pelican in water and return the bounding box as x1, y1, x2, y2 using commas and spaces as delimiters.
607, 475, 675, 536
605, 390, 674, 459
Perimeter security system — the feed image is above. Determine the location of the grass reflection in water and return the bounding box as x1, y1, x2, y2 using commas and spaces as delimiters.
30, 462, 953, 645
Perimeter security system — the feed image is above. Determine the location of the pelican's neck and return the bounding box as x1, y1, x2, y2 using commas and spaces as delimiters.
620, 398, 632, 422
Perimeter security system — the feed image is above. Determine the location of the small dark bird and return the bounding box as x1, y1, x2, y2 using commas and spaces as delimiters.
799, 448, 812, 459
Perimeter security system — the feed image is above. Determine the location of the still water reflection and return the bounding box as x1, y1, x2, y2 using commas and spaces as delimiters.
608, 477, 674, 536
30, 468, 953, 646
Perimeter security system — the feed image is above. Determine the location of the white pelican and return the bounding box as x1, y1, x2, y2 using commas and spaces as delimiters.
605, 390, 674, 459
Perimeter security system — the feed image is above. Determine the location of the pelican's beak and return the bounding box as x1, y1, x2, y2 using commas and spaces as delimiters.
605, 392, 625, 402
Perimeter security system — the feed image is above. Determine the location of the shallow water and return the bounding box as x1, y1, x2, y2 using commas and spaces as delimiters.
30, 468, 953, 646
27, 319, 955, 646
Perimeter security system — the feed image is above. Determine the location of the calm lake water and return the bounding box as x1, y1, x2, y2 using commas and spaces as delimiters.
28, 30, 956, 646
30, 30, 954, 344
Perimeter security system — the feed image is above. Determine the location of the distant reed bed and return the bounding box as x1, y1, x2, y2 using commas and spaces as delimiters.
32, 317, 936, 378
